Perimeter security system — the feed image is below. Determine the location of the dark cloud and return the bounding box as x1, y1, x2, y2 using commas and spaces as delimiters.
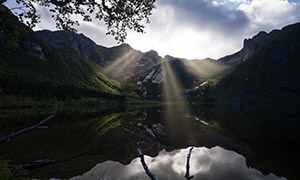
158, 0, 250, 33
15, 0, 300, 59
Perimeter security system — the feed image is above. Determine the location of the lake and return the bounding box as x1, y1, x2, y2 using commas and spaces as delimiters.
0, 104, 299, 179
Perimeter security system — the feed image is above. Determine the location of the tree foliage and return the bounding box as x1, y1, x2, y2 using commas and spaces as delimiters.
1, 0, 156, 42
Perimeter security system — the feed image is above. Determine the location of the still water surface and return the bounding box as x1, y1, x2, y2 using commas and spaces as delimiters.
0, 105, 298, 179
71, 146, 285, 180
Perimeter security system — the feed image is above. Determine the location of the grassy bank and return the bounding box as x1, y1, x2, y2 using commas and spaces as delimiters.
0, 95, 126, 108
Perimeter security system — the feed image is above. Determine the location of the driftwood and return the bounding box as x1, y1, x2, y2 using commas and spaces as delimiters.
138, 147, 194, 180
184, 147, 194, 180
0, 115, 55, 143
137, 148, 157, 180
15, 159, 55, 169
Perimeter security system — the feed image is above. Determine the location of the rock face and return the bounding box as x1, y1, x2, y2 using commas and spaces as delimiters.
124, 49, 163, 82
36, 30, 229, 89
0, 6, 125, 103
36, 30, 163, 83
216, 22, 300, 106
23, 41, 47, 61
128, 56, 198, 88
36, 30, 105, 65
219, 30, 280, 66
36, 29, 210, 99
34, 20, 300, 105
138, 50, 161, 67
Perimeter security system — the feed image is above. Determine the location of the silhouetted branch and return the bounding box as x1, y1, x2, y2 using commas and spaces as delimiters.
0, 115, 55, 143
137, 148, 157, 180
15, 159, 55, 169
184, 147, 194, 180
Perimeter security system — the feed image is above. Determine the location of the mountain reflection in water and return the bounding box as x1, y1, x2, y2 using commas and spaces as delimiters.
1, 105, 298, 179
71, 146, 286, 180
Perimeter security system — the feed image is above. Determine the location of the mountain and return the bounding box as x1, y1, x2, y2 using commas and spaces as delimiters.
36, 30, 229, 88
210, 22, 300, 109
4, 3, 300, 106
0, 5, 127, 107
36, 30, 162, 82
35, 30, 230, 100
5, 11, 208, 102
35, 30, 225, 99
218, 30, 280, 66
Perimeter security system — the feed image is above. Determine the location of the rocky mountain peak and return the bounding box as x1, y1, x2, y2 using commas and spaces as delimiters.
36, 30, 103, 64
143, 50, 162, 64
115, 43, 133, 51
251, 31, 269, 43
243, 31, 267, 52
219, 30, 273, 65
163, 55, 175, 60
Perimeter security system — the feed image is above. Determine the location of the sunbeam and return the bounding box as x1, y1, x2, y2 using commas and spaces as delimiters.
161, 58, 192, 146
182, 59, 228, 78
103, 49, 142, 80
161, 58, 186, 102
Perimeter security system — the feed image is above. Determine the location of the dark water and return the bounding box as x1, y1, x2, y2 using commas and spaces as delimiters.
0, 104, 299, 179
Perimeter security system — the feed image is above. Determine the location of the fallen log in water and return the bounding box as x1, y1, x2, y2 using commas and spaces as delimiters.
137, 147, 195, 180
0, 115, 55, 143
137, 148, 157, 180
15, 159, 56, 169
184, 147, 194, 180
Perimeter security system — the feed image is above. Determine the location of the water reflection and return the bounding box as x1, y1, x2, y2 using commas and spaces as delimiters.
71, 146, 286, 180
0, 105, 298, 179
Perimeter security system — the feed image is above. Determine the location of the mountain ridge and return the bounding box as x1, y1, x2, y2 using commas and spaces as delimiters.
206, 22, 300, 107
0, 5, 131, 107
36, 29, 230, 88
218, 29, 281, 66
2, 3, 300, 105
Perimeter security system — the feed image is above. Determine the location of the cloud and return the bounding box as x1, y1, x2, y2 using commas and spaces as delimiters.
158, 0, 250, 33
5, 0, 300, 59
71, 146, 287, 180
239, 0, 300, 32
125, 0, 300, 59
125, 0, 251, 59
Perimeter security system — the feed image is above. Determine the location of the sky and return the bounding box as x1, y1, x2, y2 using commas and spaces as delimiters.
5, 0, 300, 59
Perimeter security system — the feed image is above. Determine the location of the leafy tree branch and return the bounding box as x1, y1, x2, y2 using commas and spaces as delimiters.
1, 0, 156, 42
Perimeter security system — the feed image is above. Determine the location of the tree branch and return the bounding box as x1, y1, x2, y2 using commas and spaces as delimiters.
15, 159, 55, 169
184, 147, 194, 180
137, 148, 157, 180
0, 115, 55, 143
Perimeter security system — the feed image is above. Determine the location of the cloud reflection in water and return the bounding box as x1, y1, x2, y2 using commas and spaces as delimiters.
71, 146, 286, 180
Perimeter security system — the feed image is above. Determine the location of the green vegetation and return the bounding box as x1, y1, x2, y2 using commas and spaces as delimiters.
0, 6, 143, 108
0, 160, 29, 180
190, 22, 300, 107
0, 106, 144, 178
0, 160, 11, 180
221, 23, 300, 101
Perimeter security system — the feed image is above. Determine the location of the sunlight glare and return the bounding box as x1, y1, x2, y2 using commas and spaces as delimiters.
103, 49, 141, 80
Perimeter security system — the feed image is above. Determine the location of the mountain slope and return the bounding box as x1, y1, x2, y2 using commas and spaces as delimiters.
36, 30, 229, 89
214, 22, 300, 106
36, 30, 162, 82
0, 6, 126, 107
218, 30, 280, 66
